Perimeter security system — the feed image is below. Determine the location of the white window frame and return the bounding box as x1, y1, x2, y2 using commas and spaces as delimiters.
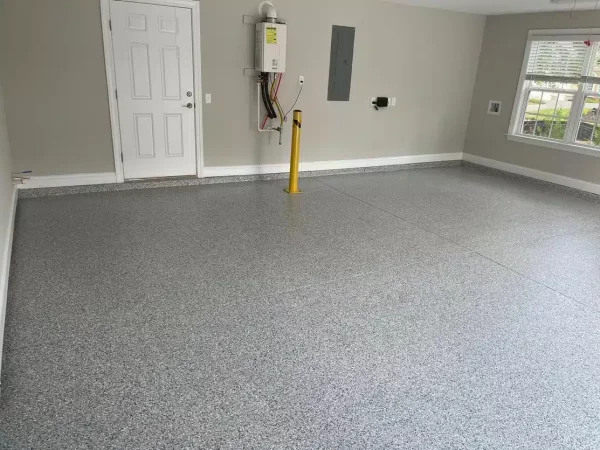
508, 29, 600, 158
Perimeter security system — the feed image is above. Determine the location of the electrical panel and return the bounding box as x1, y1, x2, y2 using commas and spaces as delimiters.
328, 25, 355, 101
255, 22, 287, 73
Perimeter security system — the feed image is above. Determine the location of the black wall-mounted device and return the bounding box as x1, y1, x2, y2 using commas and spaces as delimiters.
372, 97, 389, 110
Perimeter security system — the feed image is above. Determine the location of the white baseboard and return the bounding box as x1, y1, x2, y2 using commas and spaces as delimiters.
15, 154, 600, 197
18, 172, 117, 189
203, 153, 464, 177
0, 187, 18, 382
463, 153, 600, 196
15, 155, 462, 189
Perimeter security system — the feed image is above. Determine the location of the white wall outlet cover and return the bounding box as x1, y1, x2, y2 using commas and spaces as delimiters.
205, 94, 212, 104
299, 76, 304, 85
488, 100, 502, 115
391, 97, 397, 106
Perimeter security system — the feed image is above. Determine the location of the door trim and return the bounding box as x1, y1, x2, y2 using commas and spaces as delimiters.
100, 0, 205, 182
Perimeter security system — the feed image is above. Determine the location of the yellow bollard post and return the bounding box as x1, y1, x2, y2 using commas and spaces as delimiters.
285, 110, 303, 194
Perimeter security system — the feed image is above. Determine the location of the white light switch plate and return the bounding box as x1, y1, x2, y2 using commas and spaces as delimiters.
391, 97, 396, 106
205, 94, 212, 104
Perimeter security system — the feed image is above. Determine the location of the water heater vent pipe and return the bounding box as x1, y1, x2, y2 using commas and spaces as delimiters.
258, 1, 277, 22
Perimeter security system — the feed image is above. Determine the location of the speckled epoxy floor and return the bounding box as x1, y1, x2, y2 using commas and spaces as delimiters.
2, 166, 600, 449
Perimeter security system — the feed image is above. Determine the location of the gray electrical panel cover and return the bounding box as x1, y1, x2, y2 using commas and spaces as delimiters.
327, 25, 355, 102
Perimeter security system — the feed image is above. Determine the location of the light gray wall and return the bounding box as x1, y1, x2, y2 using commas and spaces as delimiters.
200, 0, 484, 167
0, 0, 115, 175
0, 3, 15, 379
465, 11, 600, 185
1, 0, 485, 175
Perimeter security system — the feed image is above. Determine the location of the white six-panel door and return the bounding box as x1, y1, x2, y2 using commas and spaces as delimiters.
111, 0, 197, 179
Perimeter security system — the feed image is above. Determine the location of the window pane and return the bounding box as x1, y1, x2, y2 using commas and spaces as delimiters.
531, 80, 579, 91
534, 118, 552, 138
576, 96, 600, 146
585, 83, 600, 94
577, 122, 596, 144
553, 93, 574, 119
588, 44, 600, 78
581, 97, 600, 121
539, 92, 558, 115
525, 92, 543, 114
522, 111, 535, 135
550, 118, 568, 140
522, 91, 573, 141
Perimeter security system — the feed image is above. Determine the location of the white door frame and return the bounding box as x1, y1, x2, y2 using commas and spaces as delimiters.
100, 0, 204, 182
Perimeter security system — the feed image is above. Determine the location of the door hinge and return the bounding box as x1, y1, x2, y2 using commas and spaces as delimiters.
120, 153, 124, 163
115, 89, 118, 100
109, 20, 112, 31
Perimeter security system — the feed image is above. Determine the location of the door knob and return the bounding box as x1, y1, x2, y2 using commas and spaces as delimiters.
183, 103, 193, 109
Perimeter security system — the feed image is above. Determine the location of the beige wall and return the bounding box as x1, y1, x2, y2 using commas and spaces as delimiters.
1, 0, 484, 175
0, 0, 114, 175
465, 11, 600, 185
200, 0, 484, 167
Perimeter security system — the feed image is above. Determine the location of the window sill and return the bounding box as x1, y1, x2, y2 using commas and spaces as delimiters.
506, 134, 600, 158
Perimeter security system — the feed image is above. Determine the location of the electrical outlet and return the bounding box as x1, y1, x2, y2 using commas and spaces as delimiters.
205, 93, 212, 104
488, 100, 502, 115
391, 97, 397, 107
299, 76, 304, 85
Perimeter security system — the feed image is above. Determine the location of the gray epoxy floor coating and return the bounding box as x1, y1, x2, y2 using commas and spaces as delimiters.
2, 166, 600, 449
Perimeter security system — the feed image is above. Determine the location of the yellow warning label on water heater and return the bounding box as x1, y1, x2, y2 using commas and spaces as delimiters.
266, 27, 277, 44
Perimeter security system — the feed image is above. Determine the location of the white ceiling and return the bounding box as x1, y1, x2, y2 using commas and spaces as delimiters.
384, 0, 600, 15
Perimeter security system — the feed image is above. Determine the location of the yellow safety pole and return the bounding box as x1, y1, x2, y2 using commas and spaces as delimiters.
285, 110, 302, 194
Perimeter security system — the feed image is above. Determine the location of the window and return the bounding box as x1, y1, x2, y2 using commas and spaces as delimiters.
508, 30, 600, 157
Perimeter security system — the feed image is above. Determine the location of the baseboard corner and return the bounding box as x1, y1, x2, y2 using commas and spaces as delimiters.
18, 172, 118, 190
462, 153, 600, 196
